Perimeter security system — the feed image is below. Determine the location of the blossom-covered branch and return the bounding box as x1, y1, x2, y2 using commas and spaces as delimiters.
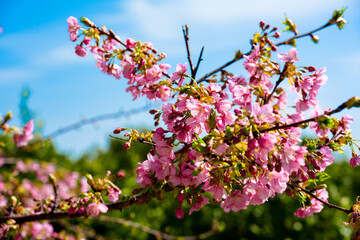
196, 8, 346, 84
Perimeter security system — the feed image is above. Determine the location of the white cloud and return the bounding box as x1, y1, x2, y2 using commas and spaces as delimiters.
0, 68, 40, 84
33, 45, 94, 68
97, 0, 351, 41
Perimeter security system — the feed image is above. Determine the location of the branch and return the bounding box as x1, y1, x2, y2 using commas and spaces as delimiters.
295, 185, 352, 214
264, 62, 289, 105
44, 104, 152, 139
0, 188, 173, 225
97, 216, 219, 240
275, 22, 331, 47
182, 25, 195, 78
260, 100, 348, 133
109, 135, 156, 146
193, 46, 205, 79
87, 21, 171, 79
196, 20, 336, 84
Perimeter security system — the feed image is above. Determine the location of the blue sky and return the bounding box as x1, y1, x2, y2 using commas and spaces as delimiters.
0, 0, 359, 156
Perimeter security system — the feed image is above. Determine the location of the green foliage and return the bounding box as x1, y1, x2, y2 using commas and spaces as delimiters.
66, 137, 359, 239
2, 131, 359, 239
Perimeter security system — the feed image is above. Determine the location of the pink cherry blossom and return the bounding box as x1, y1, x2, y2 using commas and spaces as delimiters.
349, 154, 360, 167
67, 16, 80, 42
294, 189, 328, 218
175, 207, 184, 219
170, 63, 187, 85
83, 36, 91, 45
126, 38, 136, 48
13, 119, 34, 147
278, 48, 299, 63
108, 188, 122, 202
155, 85, 171, 101
86, 203, 108, 217
75, 45, 87, 57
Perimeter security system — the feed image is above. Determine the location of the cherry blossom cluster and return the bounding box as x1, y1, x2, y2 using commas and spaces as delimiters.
0, 8, 358, 239
0, 156, 89, 238
67, 16, 173, 102
65, 11, 360, 221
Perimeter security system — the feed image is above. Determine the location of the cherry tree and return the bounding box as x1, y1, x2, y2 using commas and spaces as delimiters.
1, 7, 360, 239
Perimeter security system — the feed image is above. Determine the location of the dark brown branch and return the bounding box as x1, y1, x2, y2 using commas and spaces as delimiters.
275, 22, 331, 47
0, 188, 173, 225
264, 63, 289, 105
193, 46, 205, 79
97, 216, 219, 240
196, 20, 336, 84
109, 135, 156, 146
196, 55, 246, 84
294, 185, 352, 214
182, 25, 195, 79
44, 104, 152, 139
260, 100, 348, 133
87, 22, 171, 79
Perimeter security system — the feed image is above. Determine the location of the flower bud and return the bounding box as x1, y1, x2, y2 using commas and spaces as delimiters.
311, 34, 319, 44
48, 174, 57, 186
285, 188, 292, 196
274, 32, 281, 38
260, 21, 265, 28
115, 172, 125, 178
113, 127, 124, 134
80, 17, 94, 27
149, 109, 158, 114
308, 170, 316, 179
3, 111, 12, 124
123, 141, 131, 150
249, 165, 257, 175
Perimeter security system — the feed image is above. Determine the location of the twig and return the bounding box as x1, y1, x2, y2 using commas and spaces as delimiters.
260, 100, 348, 133
294, 185, 352, 214
109, 135, 156, 146
275, 22, 331, 47
182, 25, 195, 78
97, 216, 219, 240
196, 20, 336, 84
0, 188, 173, 225
88, 22, 171, 79
193, 46, 205, 79
264, 63, 288, 104
44, 104, 152, 139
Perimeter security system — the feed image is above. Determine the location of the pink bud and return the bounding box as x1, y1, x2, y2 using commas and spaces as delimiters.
260, 21, 265, 28
113, 127, 123, 134
274, 32, 280, 38
285, 188, 292, 196
177, 193, 185, 202
175, 208, 184, 219
83, 36, 91, 45
123, 141, 131, 149
115, 172, 125, 178
309, 170, 316, 179
249, 165, 257, 175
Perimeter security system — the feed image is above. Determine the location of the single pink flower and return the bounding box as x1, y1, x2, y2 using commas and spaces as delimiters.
156, 85, 171, 102
350, 154, 360, 167
86, 203, 108, 217
13, 119, 34, 147
126, 38, 136, 48
170, 63, 187, 85
108, 188, 122, 202
67, 16, 80, 42
175, 208, 184, 219
83, 36, 91, 45
278, 48, 299, 63
75, 45, 87, 57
